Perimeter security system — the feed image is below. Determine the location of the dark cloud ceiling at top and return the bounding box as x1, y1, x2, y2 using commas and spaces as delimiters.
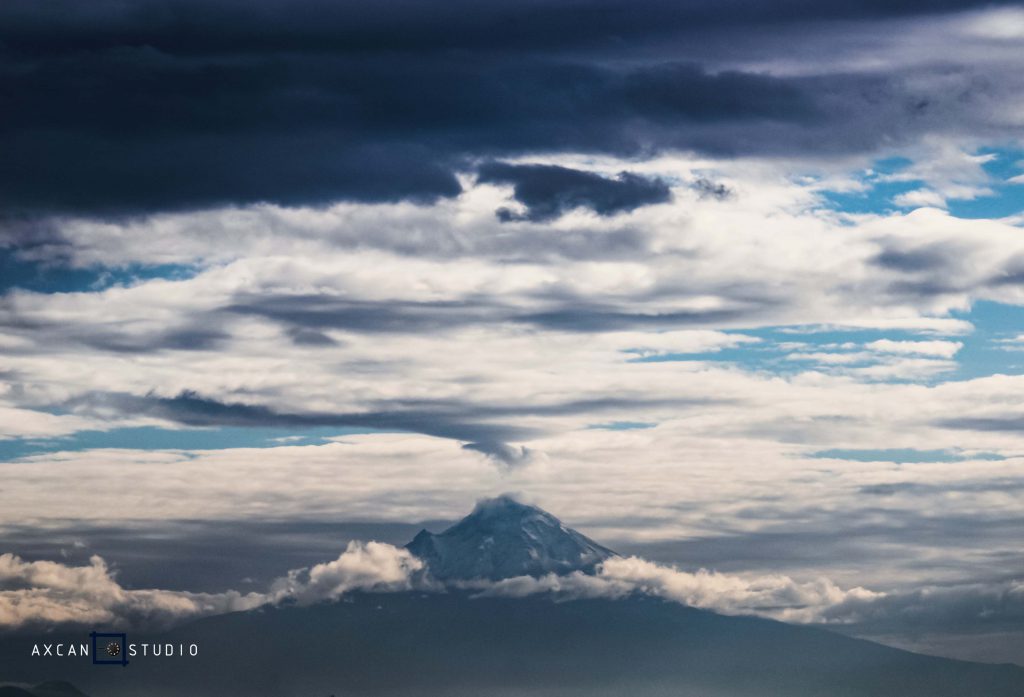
1, 0, 1012, 54
0, 0, 1016, 218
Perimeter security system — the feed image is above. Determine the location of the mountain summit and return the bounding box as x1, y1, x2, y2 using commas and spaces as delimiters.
405, 496, 617, 581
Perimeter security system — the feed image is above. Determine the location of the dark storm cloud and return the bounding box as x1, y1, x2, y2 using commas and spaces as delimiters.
61, 390, 721, 467
0, 0, 1012, 218
0, 54, 808, 217
477, 163, 671, 222
0, 0, 1008, 55
226, 292, 777, 334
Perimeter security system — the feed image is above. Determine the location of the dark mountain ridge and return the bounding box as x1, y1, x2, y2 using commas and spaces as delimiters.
6, 592, 1022, 697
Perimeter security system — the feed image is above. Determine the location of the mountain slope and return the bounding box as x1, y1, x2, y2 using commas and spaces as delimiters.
0, 684, 89, 697
6, 591, 1019, 697
406, 495, 617, 580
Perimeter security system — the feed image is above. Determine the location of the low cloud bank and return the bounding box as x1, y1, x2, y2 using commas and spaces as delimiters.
475, 556, 883, 624
3, 546, 1020, 635
477, 557, 1024, 631
0, 541, 424, 630
0, 553, 265, 629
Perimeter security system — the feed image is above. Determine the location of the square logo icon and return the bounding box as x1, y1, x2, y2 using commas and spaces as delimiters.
90, 631, 128, 666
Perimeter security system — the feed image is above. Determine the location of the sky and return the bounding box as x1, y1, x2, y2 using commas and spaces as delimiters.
2, 0, 1024, 666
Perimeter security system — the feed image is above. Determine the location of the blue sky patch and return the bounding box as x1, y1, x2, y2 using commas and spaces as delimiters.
0, 425, 382, 462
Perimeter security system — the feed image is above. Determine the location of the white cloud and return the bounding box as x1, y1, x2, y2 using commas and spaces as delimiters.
783, 340, 961, 378
271, 542, 428, 605
893, 189, 946, 209
0, 553, 265, 629
5, 542, 1020, 667
475, 556, 883, 624
995, 333, 1024, 350
865, 339, 962, 358
0, 541, 426, 629
0, 405, 102, 440
0, 544, 963, 634
787, 351, 874, 364
606, 330, 760, 358
964, 7, 1024, 40
847, 356, 957, 380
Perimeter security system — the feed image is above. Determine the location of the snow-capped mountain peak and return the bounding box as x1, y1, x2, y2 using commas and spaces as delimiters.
405, 495, 617, 581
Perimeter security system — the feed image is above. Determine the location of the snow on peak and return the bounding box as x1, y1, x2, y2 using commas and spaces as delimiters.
405, 496, 617, 581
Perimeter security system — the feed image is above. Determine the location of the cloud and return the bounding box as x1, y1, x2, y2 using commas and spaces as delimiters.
476, 556, 883, 624
0, 544, 959, 635
0, 541, 425, 629
692, 177, 733, 200
474, 555, 1024, 643
865, 339, 962, 358
5, 538, 1023, 667
2, 1, 1023, 217
617, 330, 760, 358
477, 163, 671, 222
892, 189, 947, 209
461, 441, 536, 469
5, 0, 1024, 666
62, 389, 543, 459
783, 338, 962, 379
964, 6, 1024, 39
0, 50, 804, 217
937, 414, 1024, 432
871, 244, 957, 273
0, 553, 265, 629
816, 579, 1024, 635
269, 541, 427, 605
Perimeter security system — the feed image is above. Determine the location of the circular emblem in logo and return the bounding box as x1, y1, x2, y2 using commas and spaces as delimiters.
105, 641, 121, 657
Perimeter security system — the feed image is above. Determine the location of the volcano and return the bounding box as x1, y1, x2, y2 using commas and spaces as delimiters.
406, 495, 616, 580
2, 498, 1023, 697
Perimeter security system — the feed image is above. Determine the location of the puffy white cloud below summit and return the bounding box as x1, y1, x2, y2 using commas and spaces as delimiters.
476, 556, 883, 624
0, 544, 894, 631
0, 553, 265, 629
0, 542, 425, 630
4, 541, 1022, 657
270, 541, 427, 605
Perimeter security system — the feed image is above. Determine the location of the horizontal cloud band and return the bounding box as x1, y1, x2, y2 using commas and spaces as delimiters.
4, 545, 1018, 636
